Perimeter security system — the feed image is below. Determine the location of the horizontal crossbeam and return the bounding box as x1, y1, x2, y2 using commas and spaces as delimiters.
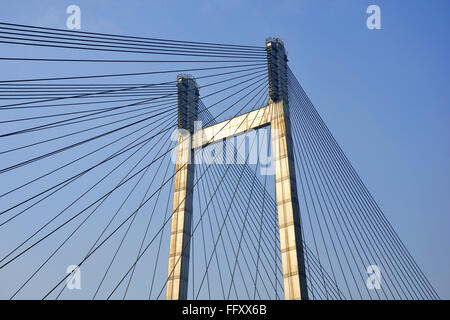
192, 105, 270, 149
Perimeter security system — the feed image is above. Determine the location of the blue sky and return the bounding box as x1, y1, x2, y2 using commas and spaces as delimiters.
0, 0, 449, 298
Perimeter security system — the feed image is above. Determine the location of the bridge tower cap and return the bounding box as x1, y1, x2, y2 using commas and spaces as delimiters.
177, 73, 197, 82
265, 37, 285, 46
265, 37, 287, 56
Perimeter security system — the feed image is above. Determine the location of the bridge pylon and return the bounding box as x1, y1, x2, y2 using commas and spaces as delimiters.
166, 74, 198, 300
266, 38, 308, 300
166, 39, 308, 300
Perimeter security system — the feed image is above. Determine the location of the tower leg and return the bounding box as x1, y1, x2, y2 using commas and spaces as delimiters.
166, 75, 198, 300
166, 132, 195, 300
270, 100, 308, 300
267, 37, 308, 300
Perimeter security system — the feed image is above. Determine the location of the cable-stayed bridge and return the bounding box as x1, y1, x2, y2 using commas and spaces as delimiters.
0, 22, 439, 300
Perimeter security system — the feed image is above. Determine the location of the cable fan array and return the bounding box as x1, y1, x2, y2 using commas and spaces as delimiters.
287, 67, 439, 300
